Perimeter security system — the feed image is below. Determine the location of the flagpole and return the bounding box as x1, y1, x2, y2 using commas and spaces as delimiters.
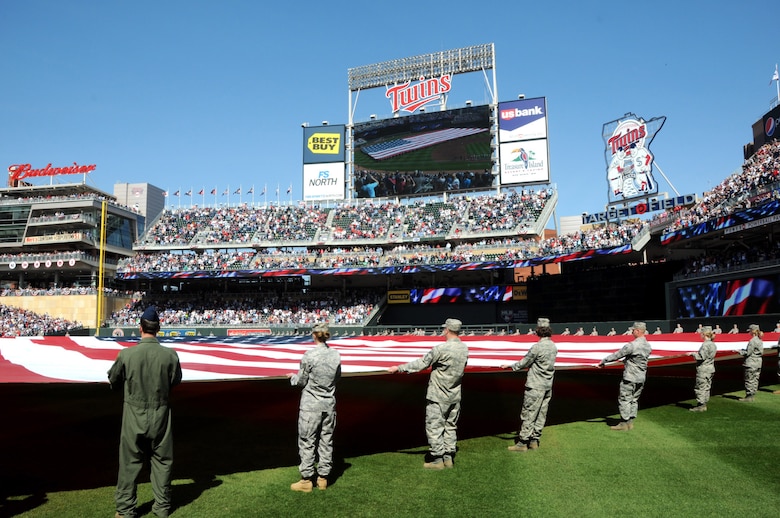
772, 64, 780, 104
776, 64, 779, 102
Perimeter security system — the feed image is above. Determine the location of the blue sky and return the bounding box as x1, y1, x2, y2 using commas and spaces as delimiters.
2, 1, 779, 224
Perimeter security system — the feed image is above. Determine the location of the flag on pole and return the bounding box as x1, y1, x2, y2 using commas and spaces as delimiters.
198, 189, 204, 196
234, 187, 241, 195
771, 64, 779, 85
173, 190, 180, 197
287, 184, 292, 194
185, 190, 192, 197
261, 185, 266, 196
163, 191, 168, 197
276, 185, 280, 196
210, 188, 217, 195
247, 186, 254, 194
222, 189, 229, 196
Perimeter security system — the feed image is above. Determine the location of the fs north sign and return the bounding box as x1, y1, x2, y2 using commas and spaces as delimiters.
603, 113, 666, 205
302, 125, 345, 164
302, 163, 345, 201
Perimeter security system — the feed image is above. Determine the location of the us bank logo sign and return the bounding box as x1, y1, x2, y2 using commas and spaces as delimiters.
498, 97, 547, 141
602, 113, 666, 204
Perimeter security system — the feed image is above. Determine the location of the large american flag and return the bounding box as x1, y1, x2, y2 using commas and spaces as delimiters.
0, 333, 764, 384
362, 128, 487, 160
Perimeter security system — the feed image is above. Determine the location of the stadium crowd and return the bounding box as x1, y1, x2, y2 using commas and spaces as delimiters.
6, 139, 780, 333
656, 140, 780, 234
0, 304, 83, 336
107, 290, 378, 328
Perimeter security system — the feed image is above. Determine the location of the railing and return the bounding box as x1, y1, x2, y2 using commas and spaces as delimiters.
672, 257, 780, 281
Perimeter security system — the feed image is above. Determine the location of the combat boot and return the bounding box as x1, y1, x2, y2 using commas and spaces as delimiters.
423, 458, 445, 470
291, 478, 313, 492
610, 421, 630, 431
689, 404, 707, 412
738, 395, 755, 402
528, 440, 540, 450
442, 454, 454, 468
316, 476, 328, 490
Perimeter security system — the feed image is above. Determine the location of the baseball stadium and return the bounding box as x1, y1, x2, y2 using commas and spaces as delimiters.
2, 43, 780, 517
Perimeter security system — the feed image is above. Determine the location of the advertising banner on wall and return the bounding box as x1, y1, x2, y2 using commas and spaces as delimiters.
302, 125, 345, 164
752, 103, 780, 151
498, 97, 548, 141
498, 139, 550, 184
497, 97, 550, 186
303, 163, 345, 201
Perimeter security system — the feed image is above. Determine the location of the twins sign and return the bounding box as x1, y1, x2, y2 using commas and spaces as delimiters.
602, 113, 666, 204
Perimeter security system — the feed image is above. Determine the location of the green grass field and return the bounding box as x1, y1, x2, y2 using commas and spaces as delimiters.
3, 360, 780, 517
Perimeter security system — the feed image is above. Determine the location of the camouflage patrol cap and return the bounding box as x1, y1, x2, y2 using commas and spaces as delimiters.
442, 318, 462, 332
630, 322, 647, 332
312, 322, 329, 333
748, 324, 760, 332
537, 317, 551, 328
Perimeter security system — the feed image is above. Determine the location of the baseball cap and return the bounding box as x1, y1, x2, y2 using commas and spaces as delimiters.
140, 306, 159, 322
630, 322, 647, 332
442, 318, 462, 332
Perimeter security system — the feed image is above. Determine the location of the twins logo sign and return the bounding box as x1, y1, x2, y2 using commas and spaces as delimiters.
602, 113, 666, 204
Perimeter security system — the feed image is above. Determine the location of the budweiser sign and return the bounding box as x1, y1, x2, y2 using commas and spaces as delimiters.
386, 75, 451, 113
8, 162, 97, 182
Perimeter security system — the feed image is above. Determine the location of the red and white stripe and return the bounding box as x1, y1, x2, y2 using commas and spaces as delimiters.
0, 333, 771, 384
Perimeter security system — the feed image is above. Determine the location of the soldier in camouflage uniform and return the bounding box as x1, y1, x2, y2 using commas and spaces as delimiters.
501, 317, 557, 451
287, 322, 341, 492
688, 326, 717, 412
108, 306, 182, 518
388, 318, 469, 469
738, 324, 764, 402
598, 321, 652, 431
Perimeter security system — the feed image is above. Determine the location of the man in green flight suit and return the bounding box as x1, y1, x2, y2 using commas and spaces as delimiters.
108, 306, 182, 518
